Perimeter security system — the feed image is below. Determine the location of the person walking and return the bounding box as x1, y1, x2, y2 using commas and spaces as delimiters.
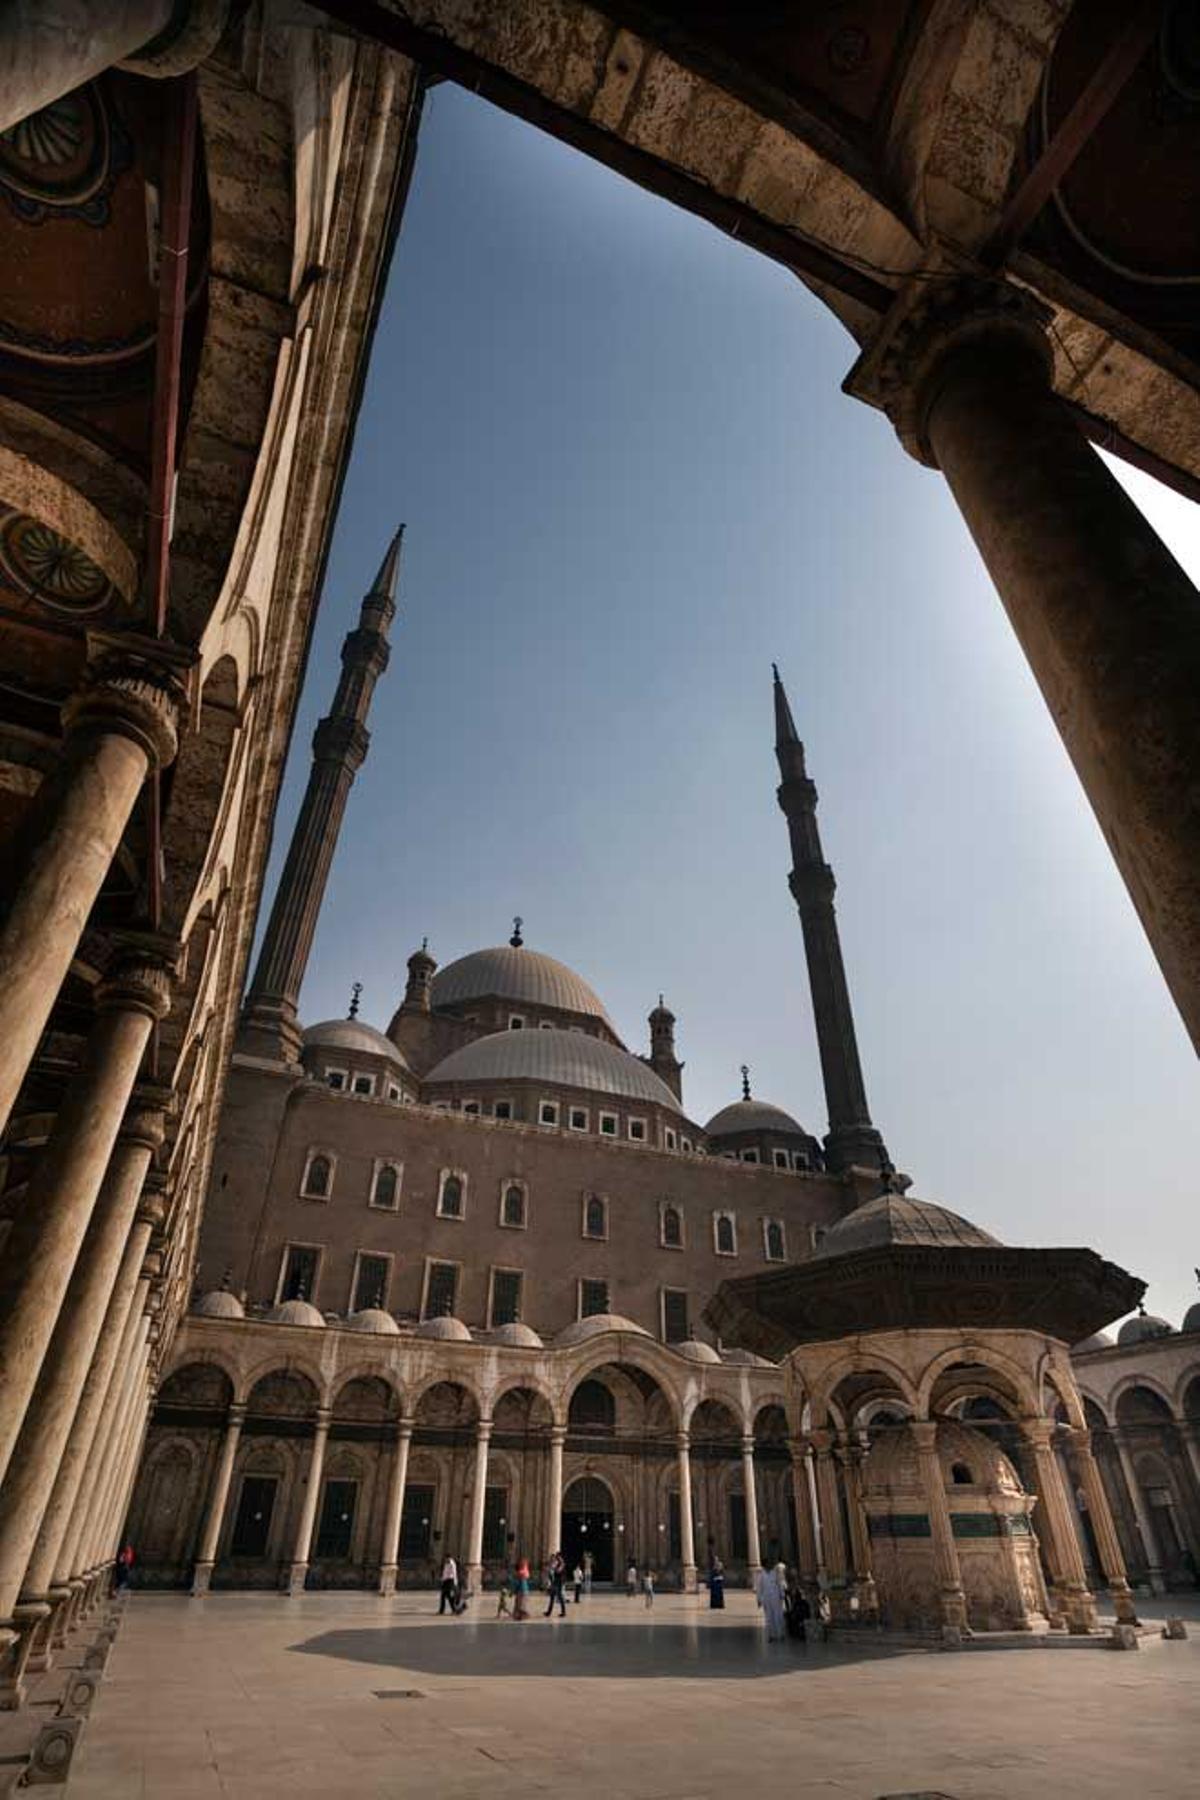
817, 1588, 832, 1643
544, 1551, 567, 1618
496, 1568, 513, 1618
626, 1560, 638, 1598
513, 1557, 531, 1620
438, 1554, 459, 1616
785, 1574, 810, 1642
707, 1556, 725, 1610
642, 1568, 655, 1609
583, 1550, 594, 1596
755, 1562, 786, 1641
572, 1564, 584, 1604
114, 1542, 135, 1590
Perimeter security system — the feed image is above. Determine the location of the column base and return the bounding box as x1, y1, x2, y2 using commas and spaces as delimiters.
465, 1564, 482, 1598
1109, 1581, 1140, 1625
378, 1564, 397, 1597
0, 1601, 51, 1711
1063, 1587, 1099, 1635
22, 1607, 59, 1676
191, 1561, 214, 1597
285, 1562, 308, 1597
52, 1581, 85, 1649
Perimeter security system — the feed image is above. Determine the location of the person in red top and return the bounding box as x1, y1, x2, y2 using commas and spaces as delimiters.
115, 1543, 135, 1589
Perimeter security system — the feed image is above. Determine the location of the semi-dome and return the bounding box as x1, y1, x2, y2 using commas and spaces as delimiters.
425, 1028, 681, 1112
817, 1193, 999, 1258
705, 1098, 808, 1138
415, 1314, 472, 1342
1071, 1331, 1115, 1353
864, 1418, 1023, 1498
346, 1307, 400, 1335
671, 1338, 721, 1364
486, 1322, 544, 1348
1117, 1311, 1174, 1345
554, 1313, 651, 1347
431, 944, 616, 1032
268, 1298, 326, 1328
193, 1289, 245, 1321
302, 1018, 409, 1068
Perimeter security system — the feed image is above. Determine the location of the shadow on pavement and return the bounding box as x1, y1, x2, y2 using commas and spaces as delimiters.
290, 1620, 920, 1679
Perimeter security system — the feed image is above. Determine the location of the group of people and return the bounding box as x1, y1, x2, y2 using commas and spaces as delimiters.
752, 1561, 830, 1643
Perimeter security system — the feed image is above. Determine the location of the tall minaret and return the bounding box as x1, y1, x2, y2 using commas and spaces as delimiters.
773, 664, 889, 1175
240, 527, 404, 1060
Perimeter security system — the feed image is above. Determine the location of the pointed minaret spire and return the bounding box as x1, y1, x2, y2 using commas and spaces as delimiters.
348, 981, 362, 1020
240, 529, 404, 1059
772, 664, 889, 1175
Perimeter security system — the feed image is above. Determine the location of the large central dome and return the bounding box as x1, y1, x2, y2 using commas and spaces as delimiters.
430, 944, 616, 1034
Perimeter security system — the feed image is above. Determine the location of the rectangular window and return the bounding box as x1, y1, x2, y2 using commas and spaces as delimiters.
326, 1069, 346, 1091
662, 1288, 689, 1342
231, 1476, 277, 1558
509, 1015, 525, 1030
279, 1244, 320, 1304
668, 1491, 681, 1561
773, 1148, 790, 1170
483, 1487, 508, 1562
628, 1118, 646, 1142
568, 1106, 588, 1131
664, 1128, 677, 1151
423, 1260, 458, 1320
400, 1486, 434, 1561
489, 1268, 523, 1328
387, 1083, 403, 1102
493, 1099, 513, 1120
740, 1147, 759, 1164
728, 1493, 749, 1562
352, 1252, 391, 1313
351, 1073, 375, 1097
599, 1112, 618, 1137
580, 1278, 609, 1319
539, 1100, 559, 1126
315, 1478, 358, 1559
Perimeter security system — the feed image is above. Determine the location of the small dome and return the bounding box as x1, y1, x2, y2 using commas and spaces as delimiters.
268, 1298, 326, 1328
671, 1338, 721, 1364
719, 1347, 774, 1367
554, 1313, 651, 1347
817, 1193, 999, 1257
193, 1289, 245, 1321
487, 1322, 544, 1349
1071, 1331, 1115, 1354
1183, 1303, 1200, 1336
704, 1098, 807, 1138
863, 1419, 1023, 1499
425, 1029, 680, 1112
346, 1308, 400, 1335
415, 1314, 472, 1342
431, 945, 616, 1032
1117, 1312, 1174, 1345
302, 1018, 409, 1068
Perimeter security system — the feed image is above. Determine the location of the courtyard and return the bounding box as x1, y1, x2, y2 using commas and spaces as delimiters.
65, 1590, 1199, 1800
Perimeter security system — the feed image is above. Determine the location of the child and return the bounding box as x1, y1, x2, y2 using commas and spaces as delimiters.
643, 1569, 655, 1609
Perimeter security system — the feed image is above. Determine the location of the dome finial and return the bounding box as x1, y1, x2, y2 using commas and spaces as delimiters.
510, 915, 524, 948
348, 980, 362, 1019
740, 1063, 751, 1101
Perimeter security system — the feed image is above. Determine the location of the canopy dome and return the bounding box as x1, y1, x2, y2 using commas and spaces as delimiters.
415, 1314, 472, 1342
705, 1098, 808, 1138
431, 944, 616, 1032
425, 1028, 681, 1112
816, 1194, 999, 1258
302, 1018, 408, 1068
346, 1307, 400, 1335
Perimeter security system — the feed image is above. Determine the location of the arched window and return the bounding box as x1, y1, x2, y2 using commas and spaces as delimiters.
764, 1219, 785, 1262
569, 1380, 616, 1433
950, 1462, 973, 1486
661, 1205, 683, 1249
714, 1212, 736, 1256
584, 1194, 607, 1240
438, 1173, 465, 1219
371, 1164, 399, 1210
502, 1184, 527, 1229
302, 1153, 332, 1200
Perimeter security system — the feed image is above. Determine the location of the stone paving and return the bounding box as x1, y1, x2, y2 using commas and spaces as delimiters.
66, 1590, 1200, 1799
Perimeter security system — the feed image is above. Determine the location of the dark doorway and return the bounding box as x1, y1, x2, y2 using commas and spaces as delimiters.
231, 1475, 277, 1557
315, 1479, 358, 1559
561, 1476, 614, 1581
400, 1485, 434, 1563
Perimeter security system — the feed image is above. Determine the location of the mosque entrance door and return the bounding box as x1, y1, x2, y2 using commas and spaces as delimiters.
561, 1476, 614, 1582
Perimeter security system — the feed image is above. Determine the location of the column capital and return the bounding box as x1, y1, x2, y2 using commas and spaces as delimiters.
851, 276, 1053, 469
1066, 1425, 1094, 1454
475, 1417, 493, 1442
549, 1423, 567, 1447
740, 1434, 756, 1456
136, 1175, 169, 1234
1020, 1417, 1055, 1450
675, 1430, 691, 1453
810, 1426, 836, 1455
226, 1402, 247, 1424
117, 1081, 174, 1153
313, 1408, 333, 1432
98, 933, 182, 1023
910, 1419, 939, 1453
64, 632, 194, 771
397, 1417, 416, 1439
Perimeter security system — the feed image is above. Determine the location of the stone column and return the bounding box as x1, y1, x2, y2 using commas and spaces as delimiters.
911, 1421, 968, 1640
0, 1088, 168, 1637
0, 640, 184, 1139
0, 935, 175, 1489
0, 2, 231, 136
788, 1440, 820, 1583
287, 1409, 331, 1595
1113, 1432, 1166, 1593
191, 1404, 247, 1596
465, 1419, 493, 1594
85, 1328, 150, 1579
837, 1434, 878, 1614
740, 1436, 762, 1573
676, 1432, 697, 1592
1022, 1420, 1097, 1633
1066, 1428, 1138, 1624
810, 1429, 848, 1587
1183, 1426, 1200, 1500
545, 1425, 566, 1562
378, 1419, 414, 1596
99, 1367, 150, 1571
867, 276, 1200, 1052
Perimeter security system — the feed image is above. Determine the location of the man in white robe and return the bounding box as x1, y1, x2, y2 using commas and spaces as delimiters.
756, 1562, 786, 1641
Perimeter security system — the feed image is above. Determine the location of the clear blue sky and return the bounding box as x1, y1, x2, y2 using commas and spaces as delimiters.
262, 84, 1196, 1332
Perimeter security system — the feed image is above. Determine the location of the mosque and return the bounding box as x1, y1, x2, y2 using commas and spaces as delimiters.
124, 538, 1200, 1630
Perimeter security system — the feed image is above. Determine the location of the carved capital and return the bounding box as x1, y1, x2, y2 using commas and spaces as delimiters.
1020, 1416, 1055, 1451
137, 1172, 170, 1233
398, 1417, 416, 1440
117, 1082, 174, 1154
676, 1431, 691, 1455
120, 0, 231, 77
227, 1403, 247, 1427
476, 1418, 494, 1443
97, 933, 181, 1023
64, 634, 193, 771
910, 1419, 939, 1454
864, 277, 1053, 469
